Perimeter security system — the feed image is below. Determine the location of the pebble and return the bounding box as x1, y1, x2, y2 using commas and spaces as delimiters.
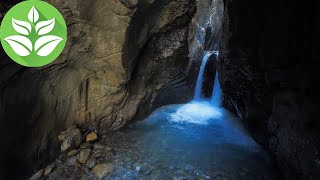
86, 157, 97, 169
44, 163, 55, 176
78, 149, 92, 164
86, 132, 98, 142
93, 143, 106, 150
67, 149, 79, 157
92, 163, 114, 179
66, 156, 77, 166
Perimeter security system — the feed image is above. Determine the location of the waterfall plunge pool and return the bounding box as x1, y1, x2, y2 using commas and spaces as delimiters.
46, 51, 280, 179
97, 100, 280, 179
94, 51, 279, 179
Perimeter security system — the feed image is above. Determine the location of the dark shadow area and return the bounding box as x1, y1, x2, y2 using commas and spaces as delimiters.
0, 47, 60, 179
219, 0, 320, 179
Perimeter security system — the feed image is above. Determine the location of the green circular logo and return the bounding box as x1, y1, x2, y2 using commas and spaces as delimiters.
0, 0, 67, 67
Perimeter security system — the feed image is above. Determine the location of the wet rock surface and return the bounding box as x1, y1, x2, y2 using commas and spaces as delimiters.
92, 163, 114, 179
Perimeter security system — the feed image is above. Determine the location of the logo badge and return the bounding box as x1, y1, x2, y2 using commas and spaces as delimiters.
0, 0, 67, 67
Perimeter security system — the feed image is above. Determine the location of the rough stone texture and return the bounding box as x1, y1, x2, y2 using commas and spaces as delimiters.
78, 149, 92, 164
92, 163, 114, 179
58, 128, 82, 151
86, 157, 97, 169
188, 0, 223, 61
28, 169, 43, 180
0, 0, 197, 179
67, 149, 78, 157
219, 0, 320, 179
188, 0, 223, 99
86, 132, 98, 142
43, 164, 55, 176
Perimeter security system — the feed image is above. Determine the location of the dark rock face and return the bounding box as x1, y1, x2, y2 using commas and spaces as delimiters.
188, 0, 223, 99
0, 0, 196, 178
219, 0, 320, 179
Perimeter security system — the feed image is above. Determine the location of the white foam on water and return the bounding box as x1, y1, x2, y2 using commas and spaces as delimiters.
169, 101, 222, 125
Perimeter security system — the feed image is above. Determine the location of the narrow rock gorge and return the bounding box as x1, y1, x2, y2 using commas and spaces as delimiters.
0, 0, 319, 179
219, 1, 320, 179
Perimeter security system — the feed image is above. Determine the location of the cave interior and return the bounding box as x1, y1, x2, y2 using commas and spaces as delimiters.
0, 0, 319, 179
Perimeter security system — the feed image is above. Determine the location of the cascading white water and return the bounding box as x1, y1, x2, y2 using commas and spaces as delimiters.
211, 69, 222, 106
211, 51, 222, 106
194, 52, 213, 100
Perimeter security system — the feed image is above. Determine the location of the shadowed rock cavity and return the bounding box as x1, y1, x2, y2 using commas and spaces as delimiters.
2, 0, 319, 179
219, 0, 320, 179
0, 0, 196, 178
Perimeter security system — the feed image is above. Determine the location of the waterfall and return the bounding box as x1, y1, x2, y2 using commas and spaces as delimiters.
194, 52, 213, 100
211, 51, 222, 106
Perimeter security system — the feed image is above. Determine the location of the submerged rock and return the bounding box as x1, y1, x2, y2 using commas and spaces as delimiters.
92, 163, 114, 179
86, 157, 97, 169
184, 164, 194, 172
131, 162, 143, 171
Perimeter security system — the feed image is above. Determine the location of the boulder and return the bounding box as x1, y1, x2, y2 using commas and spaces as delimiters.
58, 128, 82, 151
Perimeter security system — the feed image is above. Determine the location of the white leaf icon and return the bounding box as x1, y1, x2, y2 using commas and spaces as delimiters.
4, 35, 32, 56
28, 6, 39, 23
36, 18, 55, 35
35, 35, 63, 56
12, 18, 31, 35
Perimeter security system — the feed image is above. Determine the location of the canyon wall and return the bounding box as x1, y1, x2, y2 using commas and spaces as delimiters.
188, 0, 223, 98
219, 0, 320, 179
0, 0, 197, 178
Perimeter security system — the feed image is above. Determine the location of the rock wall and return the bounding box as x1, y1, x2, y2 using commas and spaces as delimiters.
0, 0, 196, 178
188, 0, 223, 98
219, 0, 320, 179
